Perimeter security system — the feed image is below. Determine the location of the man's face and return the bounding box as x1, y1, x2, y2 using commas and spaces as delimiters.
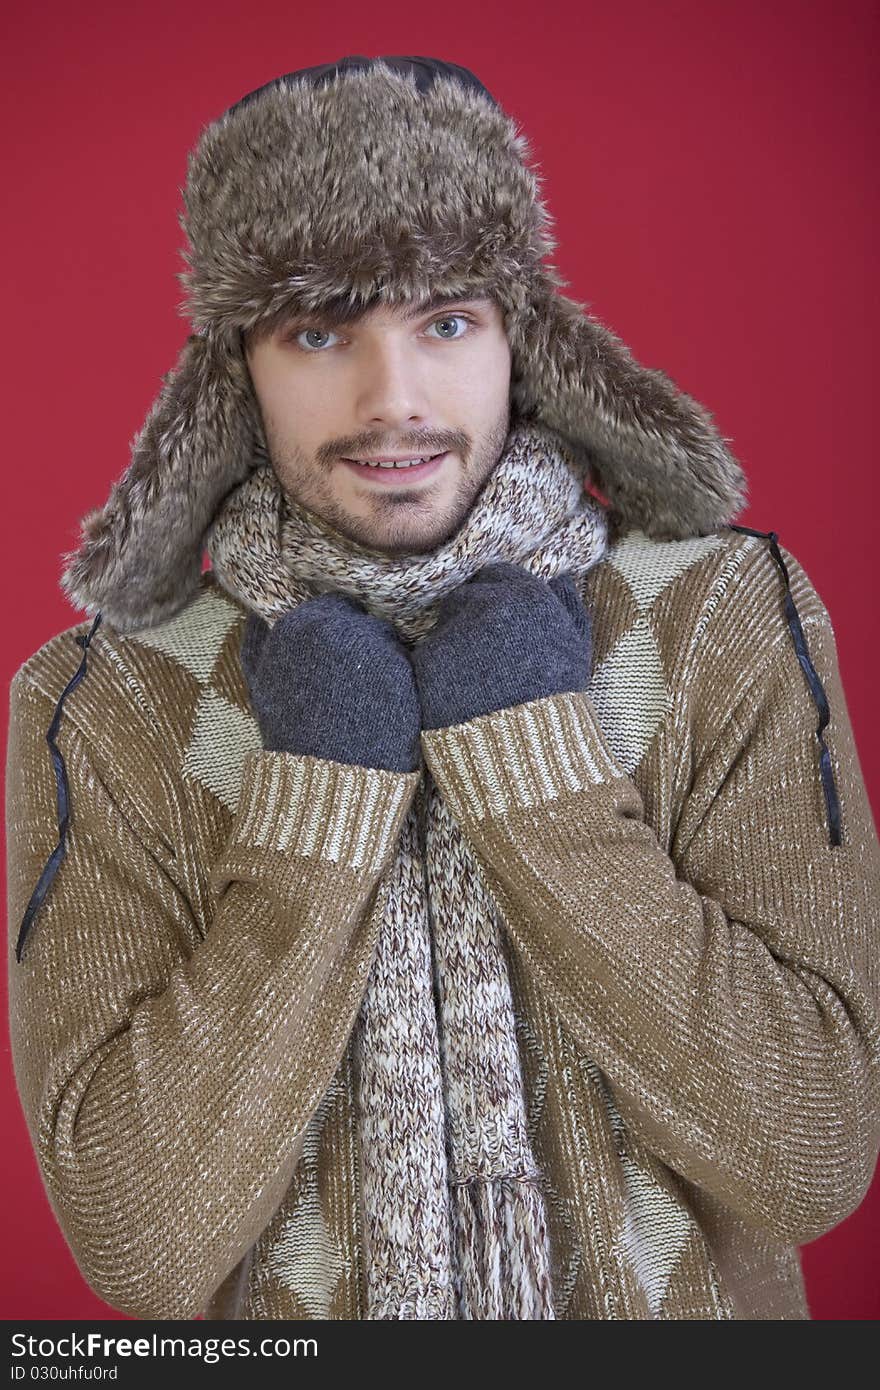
244, 294, 513, 556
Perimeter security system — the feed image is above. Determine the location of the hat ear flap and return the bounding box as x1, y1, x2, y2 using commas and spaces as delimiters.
60, 330, 262, 633
508, 291, 748, 540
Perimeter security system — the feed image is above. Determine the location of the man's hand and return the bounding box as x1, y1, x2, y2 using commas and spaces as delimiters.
241, 594, 422, 772
411, 562, 594, 731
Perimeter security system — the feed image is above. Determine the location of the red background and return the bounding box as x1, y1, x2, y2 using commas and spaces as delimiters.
3, 0, 878, 1320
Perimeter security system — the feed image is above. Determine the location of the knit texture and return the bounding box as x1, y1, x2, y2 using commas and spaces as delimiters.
240, 596, 424, 771
410, 562, 594, 733
206, 422, 609, 1319
6, 515, 880, 1319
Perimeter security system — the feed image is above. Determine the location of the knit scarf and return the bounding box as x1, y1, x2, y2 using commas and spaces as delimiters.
205, 420, 610, 1318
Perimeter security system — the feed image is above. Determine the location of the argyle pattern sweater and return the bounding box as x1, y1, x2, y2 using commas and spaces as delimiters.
6, 525, 880, 1320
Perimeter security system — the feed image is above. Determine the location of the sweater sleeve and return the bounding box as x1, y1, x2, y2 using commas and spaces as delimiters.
419, 571, 880, 1249
6, 671, 419, 1320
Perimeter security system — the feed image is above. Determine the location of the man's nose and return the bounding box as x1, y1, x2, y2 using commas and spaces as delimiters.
354, 338, 433, 426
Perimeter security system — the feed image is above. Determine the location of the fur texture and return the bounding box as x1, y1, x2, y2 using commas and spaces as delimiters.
59, 60, 748, 634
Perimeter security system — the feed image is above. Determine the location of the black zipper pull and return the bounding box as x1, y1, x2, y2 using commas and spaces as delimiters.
727, 525, 840, 847
15, 610, 103, 963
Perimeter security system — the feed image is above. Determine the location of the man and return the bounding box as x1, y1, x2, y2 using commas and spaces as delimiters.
241, 292, 514, 561
6, 55, 880, 1321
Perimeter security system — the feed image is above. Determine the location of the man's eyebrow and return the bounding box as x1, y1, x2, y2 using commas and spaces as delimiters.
283, 294, 492, 330
397, 294, 492, 322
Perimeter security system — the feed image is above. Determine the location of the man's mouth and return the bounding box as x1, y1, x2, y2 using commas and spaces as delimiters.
341, 452, 449, 483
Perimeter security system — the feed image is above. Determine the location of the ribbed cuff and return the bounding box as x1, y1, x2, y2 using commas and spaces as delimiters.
420, 690, 625, 824
229, 749, 420, 872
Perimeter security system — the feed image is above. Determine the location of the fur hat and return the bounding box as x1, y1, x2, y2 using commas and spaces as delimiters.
59, 54, 748, 634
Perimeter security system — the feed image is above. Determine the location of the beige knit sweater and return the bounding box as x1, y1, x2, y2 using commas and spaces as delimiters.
6, 523, 880, 1320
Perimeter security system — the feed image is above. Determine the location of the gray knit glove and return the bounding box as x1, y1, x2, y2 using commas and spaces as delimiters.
240, 595, 422, 773
411, 562, 593, 731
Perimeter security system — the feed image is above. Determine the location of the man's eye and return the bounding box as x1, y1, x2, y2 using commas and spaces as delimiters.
293, 327, 340, 352
425, 313, 472, 340
291, 313, 474, 353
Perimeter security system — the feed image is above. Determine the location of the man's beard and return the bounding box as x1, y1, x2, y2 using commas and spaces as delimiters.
264, 407, 513, 558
